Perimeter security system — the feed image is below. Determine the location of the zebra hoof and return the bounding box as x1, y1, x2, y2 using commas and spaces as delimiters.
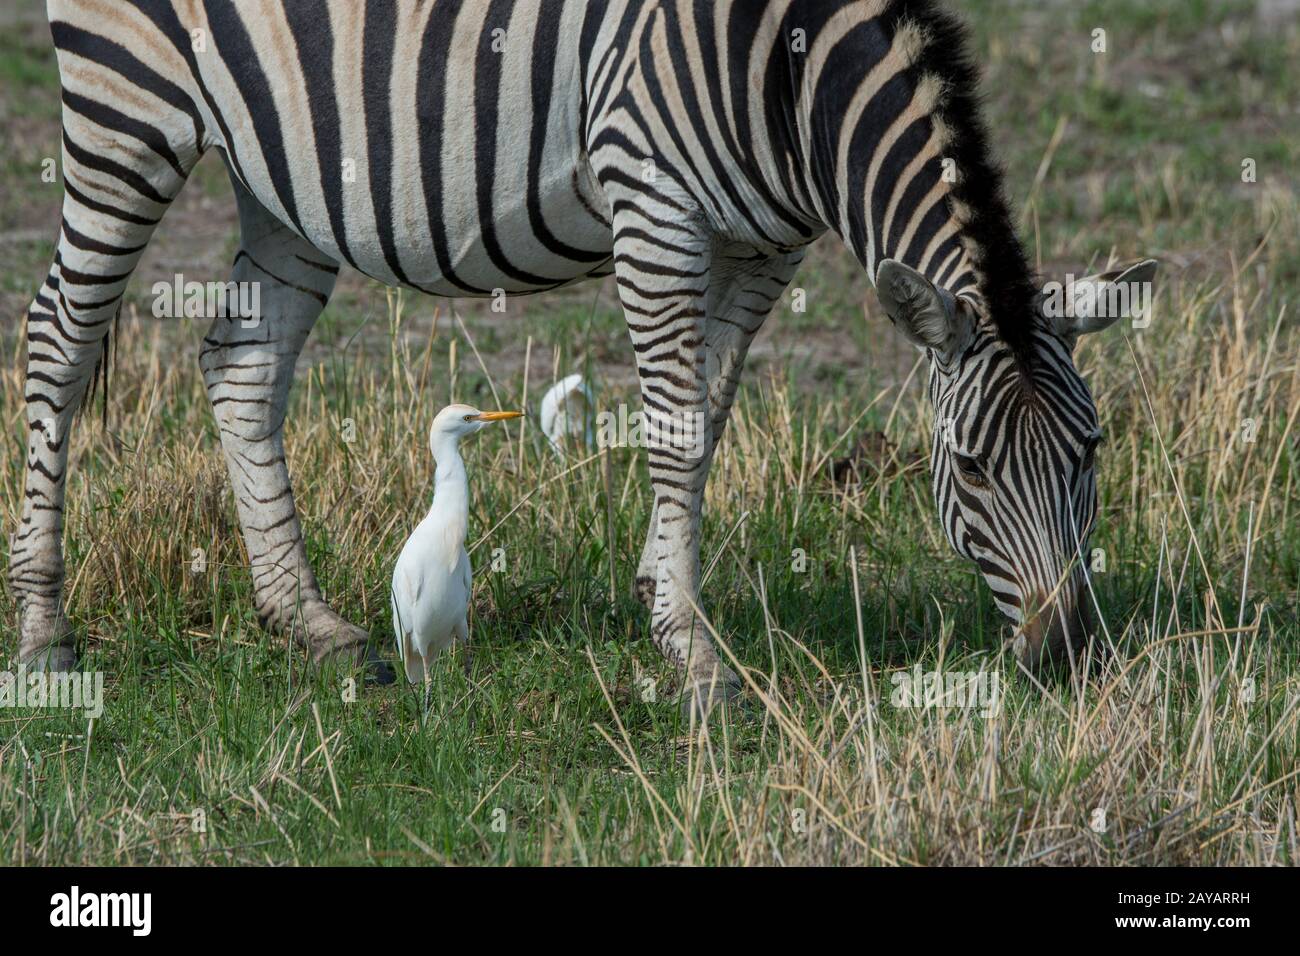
361, 646, 397, 686
302, 608, 395, 686
315, 640, 396, 686
22, 642, 80, 674
680, 665, 744, 722
18, 604, 78, 672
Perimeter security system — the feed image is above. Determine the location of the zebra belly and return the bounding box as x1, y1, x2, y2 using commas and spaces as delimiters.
281, 162, 615, 298
198, 0, 614, 298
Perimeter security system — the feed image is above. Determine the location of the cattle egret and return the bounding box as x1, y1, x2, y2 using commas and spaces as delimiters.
391, 404, 522, 685
538, 373, 594, 457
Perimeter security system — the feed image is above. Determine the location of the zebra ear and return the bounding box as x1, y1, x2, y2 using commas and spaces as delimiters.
875, 259, 973, 361
1051, 259, 1158, 340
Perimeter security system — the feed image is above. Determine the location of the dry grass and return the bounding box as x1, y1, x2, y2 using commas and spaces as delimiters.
1, 250, 1295, 864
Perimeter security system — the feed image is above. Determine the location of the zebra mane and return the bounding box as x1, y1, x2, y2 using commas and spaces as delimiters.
892, 0, 1040, 372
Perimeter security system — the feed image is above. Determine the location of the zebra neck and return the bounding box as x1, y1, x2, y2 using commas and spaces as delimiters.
783, 0, 1036, 353
796, 38, 982, 297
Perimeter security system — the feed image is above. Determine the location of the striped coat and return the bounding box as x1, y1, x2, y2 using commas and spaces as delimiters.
12, 0, 1154, 712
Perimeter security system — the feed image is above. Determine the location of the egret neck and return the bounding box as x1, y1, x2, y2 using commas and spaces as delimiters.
428, 433, 470, 573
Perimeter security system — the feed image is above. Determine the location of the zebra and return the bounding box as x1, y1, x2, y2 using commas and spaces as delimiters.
11, 0, 1155, 715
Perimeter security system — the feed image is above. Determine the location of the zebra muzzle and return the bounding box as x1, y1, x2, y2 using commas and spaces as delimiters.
1012, 590, 1097, 676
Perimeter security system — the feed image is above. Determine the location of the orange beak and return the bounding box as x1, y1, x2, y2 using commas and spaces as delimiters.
474, 410, 524, 422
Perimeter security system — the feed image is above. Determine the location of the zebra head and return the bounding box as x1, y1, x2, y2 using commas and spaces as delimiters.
875, 258, 1157, 674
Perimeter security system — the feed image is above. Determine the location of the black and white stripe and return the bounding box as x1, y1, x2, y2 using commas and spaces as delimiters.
12, 0, 1149, 697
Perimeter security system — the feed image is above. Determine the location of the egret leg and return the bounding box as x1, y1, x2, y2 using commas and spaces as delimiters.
421, 653, 434, 722
456, 619, 472, 682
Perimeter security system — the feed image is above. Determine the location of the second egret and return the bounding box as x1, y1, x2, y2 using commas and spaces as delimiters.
538, 373, 594, 457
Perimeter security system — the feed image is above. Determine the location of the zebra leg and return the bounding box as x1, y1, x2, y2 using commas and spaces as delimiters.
199, 183, 391, 682
632, 250, 805, 612
610, 216, 745, 716
11, 73, 198, 670
12, 243, 135, 671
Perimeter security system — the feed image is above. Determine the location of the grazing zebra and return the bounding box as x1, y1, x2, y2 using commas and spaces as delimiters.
13, 0, 1154, 715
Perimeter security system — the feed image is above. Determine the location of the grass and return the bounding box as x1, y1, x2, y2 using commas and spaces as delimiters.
1, 1, 1298, 865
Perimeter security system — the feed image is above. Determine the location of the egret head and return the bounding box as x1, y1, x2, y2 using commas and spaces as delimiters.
873, 258, 1156, 675
430, 404, 523, 454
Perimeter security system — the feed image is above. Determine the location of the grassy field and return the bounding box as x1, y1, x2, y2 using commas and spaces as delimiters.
1, 0, 1298, 865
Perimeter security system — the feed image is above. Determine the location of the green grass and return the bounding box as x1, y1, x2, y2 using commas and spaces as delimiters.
2, 1, 1299, 865
2, 299, 1295, 864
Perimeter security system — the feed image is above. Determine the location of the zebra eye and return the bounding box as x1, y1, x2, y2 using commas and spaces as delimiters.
954, 453, 987, 487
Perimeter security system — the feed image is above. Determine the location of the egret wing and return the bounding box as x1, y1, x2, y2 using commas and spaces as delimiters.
392, 563, 426, 684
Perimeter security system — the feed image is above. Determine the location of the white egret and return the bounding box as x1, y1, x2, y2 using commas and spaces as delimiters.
391, 404, 522, 685
538, 373, 594, 457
